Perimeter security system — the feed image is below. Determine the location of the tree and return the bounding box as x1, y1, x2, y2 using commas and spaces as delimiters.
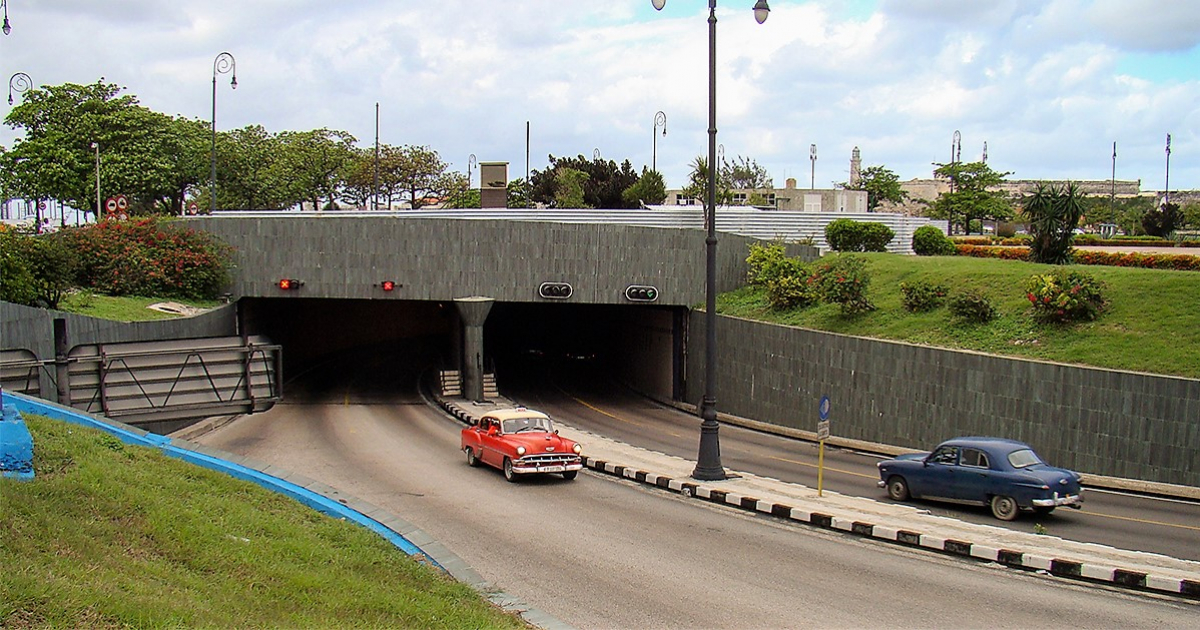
622, 168, 667, 206
722, 155, 772, 190
1023, 182, 1084, 265
385, 144, 455, 209
529, 154, 639, 209
1, 80, 209, 217
506, 178, 533, 209
216, 125, 293, 210
842, 165, 907, 212
278, 128, 357, 211
439, 172, 478, 209
1142, 201, 1182, 237
681, 155, 733, 206
930, 161, 1013, 234
554, 167, 590, 208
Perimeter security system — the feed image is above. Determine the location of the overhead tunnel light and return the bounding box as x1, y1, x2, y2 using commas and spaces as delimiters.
625, 285, 659, 302
539, 282, 573, 300
380, 280, 397, 291
278, 278, 304, 290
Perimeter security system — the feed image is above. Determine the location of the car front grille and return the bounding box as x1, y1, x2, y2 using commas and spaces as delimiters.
517, 453, 581, 466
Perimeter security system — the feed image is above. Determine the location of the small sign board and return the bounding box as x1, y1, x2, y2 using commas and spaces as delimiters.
817, 395, 830, 440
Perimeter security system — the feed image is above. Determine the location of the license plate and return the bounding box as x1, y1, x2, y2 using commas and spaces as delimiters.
536, 465, 566, 473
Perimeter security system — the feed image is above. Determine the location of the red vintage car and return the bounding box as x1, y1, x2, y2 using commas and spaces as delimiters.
461, 407, 582, 482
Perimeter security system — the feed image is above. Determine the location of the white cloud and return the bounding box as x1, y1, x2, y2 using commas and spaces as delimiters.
0, 0, 1196, 194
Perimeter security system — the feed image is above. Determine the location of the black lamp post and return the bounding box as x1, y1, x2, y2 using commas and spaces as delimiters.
467, 153, 478, 189
652, 0, 769, 481
653, 110, 667, 172
211, 52, 237, 214
809, 143, 816, 189
91, 142, 101, 223
8, 72, 31, 105
2, 0, 11, 35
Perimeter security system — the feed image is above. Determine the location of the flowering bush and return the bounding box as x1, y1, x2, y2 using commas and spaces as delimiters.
766, 268, 820, 310
1025, 269, 1107, 323
948, 290, 997, 323
746, 242, 791, 285
812, 255, 874, 314
59, 217, 233, 299
899, 279, 949, 312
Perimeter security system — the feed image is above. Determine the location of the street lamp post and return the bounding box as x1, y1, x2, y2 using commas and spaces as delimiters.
809, 144, 816, 190
1165, 133, 1172, 206
91, 143, 101, 223
653, 110, 667, 172
467, 153, 478, 188
2, 0, 11, 35
652, 0, 769, 481
8, 72, 31, 105
211, 52, 237, 214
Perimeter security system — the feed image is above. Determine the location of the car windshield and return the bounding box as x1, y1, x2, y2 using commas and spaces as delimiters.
502, 416, 552, 434
1007, 448, 1043, 468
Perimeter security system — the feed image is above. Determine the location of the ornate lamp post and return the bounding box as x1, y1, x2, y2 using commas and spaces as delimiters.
653, 110, 667, 172
2, 0, 11, 35
8, 72, 31, 105
652, 0, 769, 481
467, 153, 478, 188
211, 52, 237, 213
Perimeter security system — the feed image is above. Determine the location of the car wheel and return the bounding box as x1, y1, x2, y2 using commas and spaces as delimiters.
465, 447, 479, 467
990, 495, 1020, 521
1033, 506, 1055, 516
886, 476, 910, 501
562, 470, 578, 481
503, 458, 518, 482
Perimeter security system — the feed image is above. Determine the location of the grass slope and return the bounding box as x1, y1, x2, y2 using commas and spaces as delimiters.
0, 415, 527, 629
718, 253, 1200, 379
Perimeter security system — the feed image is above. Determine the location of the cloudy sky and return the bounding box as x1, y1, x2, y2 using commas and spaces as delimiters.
2, 0, 1197, 195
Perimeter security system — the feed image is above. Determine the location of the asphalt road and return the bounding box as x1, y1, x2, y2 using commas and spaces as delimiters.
189, 359, 1199, 628
504, 364, 1200, 563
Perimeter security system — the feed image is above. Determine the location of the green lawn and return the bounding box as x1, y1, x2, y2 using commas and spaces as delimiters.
0, 415, 528, 629
718, 252, 1200, 379
58, 292, 224, 322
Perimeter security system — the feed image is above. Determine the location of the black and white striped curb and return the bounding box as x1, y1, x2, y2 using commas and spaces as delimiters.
582, 456, 1200, 599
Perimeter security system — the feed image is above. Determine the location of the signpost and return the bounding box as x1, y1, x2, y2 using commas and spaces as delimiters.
817, 395, 830, 497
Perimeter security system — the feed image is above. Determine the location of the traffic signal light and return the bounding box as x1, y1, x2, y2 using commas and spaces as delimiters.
625, 285, 659, 302
278, 278, 304, 290
380, 280, 397, 291
538, 282, 573, 300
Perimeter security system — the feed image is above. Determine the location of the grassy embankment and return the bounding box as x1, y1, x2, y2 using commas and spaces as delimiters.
717, 252, 1200, 379
0, 415, 527, 629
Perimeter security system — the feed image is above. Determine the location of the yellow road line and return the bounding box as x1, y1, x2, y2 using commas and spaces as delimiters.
769, 455, 878, 480
1076, 509, 1200, 532
560, 390, 687, 438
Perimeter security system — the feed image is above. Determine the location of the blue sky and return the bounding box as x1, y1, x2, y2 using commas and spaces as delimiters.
1, 0, 1197, 198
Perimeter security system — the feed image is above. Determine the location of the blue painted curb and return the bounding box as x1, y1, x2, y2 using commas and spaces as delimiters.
1, 391, 435, 567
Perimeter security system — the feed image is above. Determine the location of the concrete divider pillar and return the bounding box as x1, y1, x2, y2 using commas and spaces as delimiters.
453, 297, 494, 402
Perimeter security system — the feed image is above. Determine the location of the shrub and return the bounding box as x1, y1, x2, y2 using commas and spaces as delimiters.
0, 228, 38, 306
912, 225, 956, 256
812, 255, 874, 314
825, 218, 895, 252
899, 279, 949, 312
766, 267, 819, 310
746, 241, 789, 285
1025, 269, 1107, 323
60, 217, 233, 300
1142, 202, 1182, 238
948, 290, 997, 323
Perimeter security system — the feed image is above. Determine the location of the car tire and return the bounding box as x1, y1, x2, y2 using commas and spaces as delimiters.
465, 447, 479, 467
991, 495, 1020, 521
886, 476, 910, 501
503, 458, 518, 482
562, 470, 578, 481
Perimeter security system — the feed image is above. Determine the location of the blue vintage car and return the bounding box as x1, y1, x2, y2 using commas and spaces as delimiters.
876, 437, 1083, 520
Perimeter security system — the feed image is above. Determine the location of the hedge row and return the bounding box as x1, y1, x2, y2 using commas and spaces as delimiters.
954, 244, 1200, 271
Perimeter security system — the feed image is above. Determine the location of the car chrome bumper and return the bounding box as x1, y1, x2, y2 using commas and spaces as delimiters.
512, 461, 583, 474
1032, 492, 1083, 508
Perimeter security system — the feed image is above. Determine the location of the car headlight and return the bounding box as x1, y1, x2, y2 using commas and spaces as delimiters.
573, 443, 582, 454
516, 446, 526, 456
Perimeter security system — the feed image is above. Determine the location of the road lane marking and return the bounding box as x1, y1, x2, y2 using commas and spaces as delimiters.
558, 389, 686, 438
768, 454, 878, 480
1075, 509, 1200, 532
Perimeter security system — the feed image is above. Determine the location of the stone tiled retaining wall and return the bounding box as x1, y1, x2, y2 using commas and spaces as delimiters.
686, 313, 1199, 487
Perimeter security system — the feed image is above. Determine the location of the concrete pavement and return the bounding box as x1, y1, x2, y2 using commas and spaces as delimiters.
438, 395, 1200, 599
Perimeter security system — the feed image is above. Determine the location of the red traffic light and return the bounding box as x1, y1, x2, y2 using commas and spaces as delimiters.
278, 278, 303, 290
381, 280, 396, 291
